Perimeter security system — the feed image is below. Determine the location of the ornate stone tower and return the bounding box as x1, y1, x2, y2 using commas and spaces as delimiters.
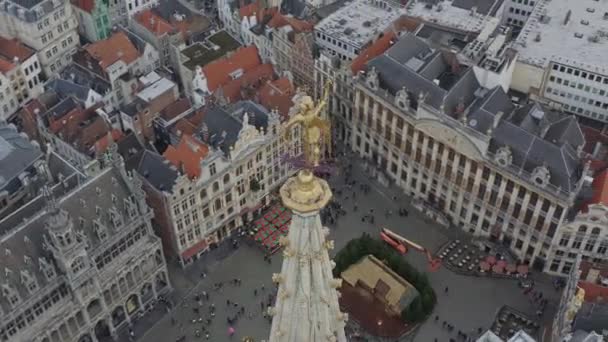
268, 84, 347, 342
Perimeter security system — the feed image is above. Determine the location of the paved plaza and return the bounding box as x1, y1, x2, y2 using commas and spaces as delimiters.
132, 154, 563, 342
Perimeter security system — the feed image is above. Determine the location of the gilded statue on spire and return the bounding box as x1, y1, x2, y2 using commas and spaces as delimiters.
285, 80, 333, 168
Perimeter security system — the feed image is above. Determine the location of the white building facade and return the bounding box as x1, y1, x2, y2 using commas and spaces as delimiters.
0, 0, 79, 77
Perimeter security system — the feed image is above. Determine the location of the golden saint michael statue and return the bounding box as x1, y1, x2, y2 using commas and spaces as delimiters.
279, 80, 334, 213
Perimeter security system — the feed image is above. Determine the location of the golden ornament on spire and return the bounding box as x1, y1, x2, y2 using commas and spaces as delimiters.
285, 80, 333, 168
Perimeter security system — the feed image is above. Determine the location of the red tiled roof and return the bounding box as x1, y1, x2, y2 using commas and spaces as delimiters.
257, 77, 294, 120
239, 1, 260, 18
85, 32, 140, 69
350, 16, 420, 73
160, 98, 192, 121
134, 10, 175, 36
590, 169, 608, 206
351, 31, 396, 73
0, 36, 35, 62
267, 13, 313, 32
0, 58, 15, 74
578, 281, 608, 302
72, 0, 95, 13
221, 63, 274, 103
181, 239, 208, 260
163, 134, 209, 179
202, 46, 261, 92
94, 129, 124, 154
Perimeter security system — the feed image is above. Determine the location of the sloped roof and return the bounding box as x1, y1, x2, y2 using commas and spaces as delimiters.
0, 36, 35, 62
163, 134, 209, 179
135, 150, 178, 192
257, 77, 294, 120
0, 166, 137, 310
0, 124, 43, 192
202, 46, 261, 92
351, 31, 397, 73
72, 0, 95, 12
589, 169, 608, 207
84, 32, 140, 69
134, 9, 175, 36
0, 59, 16, 74
93, 129, 124, 154
160, 97, 192, 121
221, 63, 274, 103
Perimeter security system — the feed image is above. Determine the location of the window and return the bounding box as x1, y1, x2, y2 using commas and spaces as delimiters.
210, 163, 216, 176
200, 189, 207, 199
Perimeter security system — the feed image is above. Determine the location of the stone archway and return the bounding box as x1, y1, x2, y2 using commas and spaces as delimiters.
111, 306, 127, 327
140, 282, 153, 303
126, 294, 140, 315
155, 272, 167, 293
94, 320, 110, 339
87, 299, 103, 320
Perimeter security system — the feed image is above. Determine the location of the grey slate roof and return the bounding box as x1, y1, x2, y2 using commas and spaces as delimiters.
198, 101, 270, 155
46, 78, 92, 103
0, 166, 138, 310
135, 150, 178, 192
572, 302, 608, 338
60, 63, 112, 96
0, 123, 43, 193
366, 32, 585, 192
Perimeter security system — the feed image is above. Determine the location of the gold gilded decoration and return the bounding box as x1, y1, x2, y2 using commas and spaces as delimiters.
279, 82, 334, 213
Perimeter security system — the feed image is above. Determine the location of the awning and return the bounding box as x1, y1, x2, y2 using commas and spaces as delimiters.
181, 239, 208, 260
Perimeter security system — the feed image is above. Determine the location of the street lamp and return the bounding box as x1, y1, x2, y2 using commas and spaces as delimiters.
377, 320, 383, 338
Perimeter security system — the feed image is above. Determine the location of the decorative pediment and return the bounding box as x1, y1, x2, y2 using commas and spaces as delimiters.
38, 257, 56, 281
495, 146, 513, 167
532, 165, 551, 188
94, 219, 108, 241
366, 67, 379, 90
395, 87, 410, 111
109, 207, 123, 229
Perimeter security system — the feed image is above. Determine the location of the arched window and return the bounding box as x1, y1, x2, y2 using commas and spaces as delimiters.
200, 188, 207, 199
214, 199, 222, 211
592, 227, 601, 235
71, 257, 86, 274
578, 225, 588, 233
212, 182, 219, 192
223, 174, 230, 184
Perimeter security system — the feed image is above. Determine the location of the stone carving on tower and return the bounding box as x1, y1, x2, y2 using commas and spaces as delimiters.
268, 81, 347, 342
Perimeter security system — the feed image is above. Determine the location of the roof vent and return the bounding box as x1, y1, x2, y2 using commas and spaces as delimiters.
534, 33, 541, 42
586, 7, 595, 13
581, 20, 589, 25
588, 35, 600, 43
363, 21, 371, 28
562, 10, 571, 25
574, 33, 584, 39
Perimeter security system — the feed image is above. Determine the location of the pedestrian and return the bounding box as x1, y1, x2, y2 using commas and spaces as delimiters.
444, 286, 449, 294
254, 289, 258, 296
227, 299, 230, 306
435, 315, 439, 322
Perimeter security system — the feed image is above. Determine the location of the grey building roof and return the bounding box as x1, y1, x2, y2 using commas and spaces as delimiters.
0, 123, 43, 193
135, 150, 178, 192
365, 32, 585, 192
0, 166, 139, 309
46, 79, 92, 103
60, 63, 112, 96
572, 302, 608, 338
198, 101, 269, 155
117, 133, 148, 171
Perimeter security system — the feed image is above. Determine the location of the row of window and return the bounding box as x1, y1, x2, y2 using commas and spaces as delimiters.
35, 9, 66, 31
551, 64, 608, 84
511, 0, 535, 6
507, 7, 532, 16
1, 285, 70, 339
94, 225, 147, 269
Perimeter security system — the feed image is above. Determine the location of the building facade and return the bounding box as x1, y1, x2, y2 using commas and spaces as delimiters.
139, 101, 299, 266
511, 0, 608, 123
0, 35, 44, 120
0, 0, 79, 76
500, 0, 537, 31
545, 170, 608, 276
272, 18, 315, 90
72, 0, 112, 42
345, 33, 588, 269
0, 149, 171, 342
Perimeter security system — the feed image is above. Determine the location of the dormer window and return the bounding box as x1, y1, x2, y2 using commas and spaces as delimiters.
21, 270, 38, 294
532, 166, 551, 188
109, 209, 122, 228
1, 284, 20, 307
39, 258, 56, 281
94, 220, 107, 240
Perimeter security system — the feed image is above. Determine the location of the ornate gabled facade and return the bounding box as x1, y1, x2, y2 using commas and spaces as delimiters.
346, 32, 589, 270
137, 101, 300, 267
0, 144, 171, 342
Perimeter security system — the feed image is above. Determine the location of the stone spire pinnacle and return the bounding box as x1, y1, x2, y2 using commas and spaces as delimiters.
268, 170, 347, 342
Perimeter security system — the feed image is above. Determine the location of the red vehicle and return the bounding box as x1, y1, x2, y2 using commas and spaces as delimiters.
381, 227, 442, 272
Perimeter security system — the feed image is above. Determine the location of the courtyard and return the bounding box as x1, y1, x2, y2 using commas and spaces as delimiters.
130, 152, 563, 342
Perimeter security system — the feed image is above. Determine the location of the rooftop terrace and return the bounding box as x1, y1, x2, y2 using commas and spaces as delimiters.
181, 30, 241, 71
407, 0, 503, 33
315, 0, 405, 49
514, 0, 608, 75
